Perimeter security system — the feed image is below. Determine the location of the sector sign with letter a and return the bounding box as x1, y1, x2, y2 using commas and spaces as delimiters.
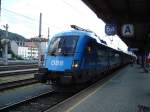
122, 24, 134, 37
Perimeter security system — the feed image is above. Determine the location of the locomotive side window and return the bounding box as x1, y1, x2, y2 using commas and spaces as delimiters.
85, 38, 97, 55
86, 42, 92, 54
84, 38, 97, 66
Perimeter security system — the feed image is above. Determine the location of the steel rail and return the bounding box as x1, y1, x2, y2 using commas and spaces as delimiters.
0, 78, 38, 91
0, 89, 55, 111
0, 64, 38, 71
0, 68, 38, 77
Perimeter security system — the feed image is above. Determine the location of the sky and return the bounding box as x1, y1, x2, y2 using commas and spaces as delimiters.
0, 0, 128, 51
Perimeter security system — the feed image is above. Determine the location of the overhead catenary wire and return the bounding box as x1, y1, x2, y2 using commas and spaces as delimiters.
2, 8, 36, 21
1, 0, 99, 33
1, 8, 64, 30
61, 0, 89, 17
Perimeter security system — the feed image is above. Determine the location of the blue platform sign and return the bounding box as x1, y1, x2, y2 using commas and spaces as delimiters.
105, 24, 116, 36
128, 48, 138, 51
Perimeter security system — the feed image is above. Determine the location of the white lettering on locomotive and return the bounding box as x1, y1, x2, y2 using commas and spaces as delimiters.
51, 60, 64, 66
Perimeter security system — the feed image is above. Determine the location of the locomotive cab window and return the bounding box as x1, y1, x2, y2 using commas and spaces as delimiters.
48, 36, 79, 56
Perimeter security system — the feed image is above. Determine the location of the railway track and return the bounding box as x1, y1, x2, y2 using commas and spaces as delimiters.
0, 78, 38, 91
0, 68, 38, 77
0, 89, 73, 112
0, 65, 127, 112
0, 80, 94, 112
0, 73, 34, 84
0, 66, 38, 90
0, 60, 38, 66
0, 64, 38, 71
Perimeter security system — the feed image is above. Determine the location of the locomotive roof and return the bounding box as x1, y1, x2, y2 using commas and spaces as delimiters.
53, 30, 93, 37
54, 30, 107, 45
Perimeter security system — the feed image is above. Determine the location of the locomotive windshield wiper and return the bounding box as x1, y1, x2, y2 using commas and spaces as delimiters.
49, 49, 57, 56
63, 52, 74, 56
51, 52, 56, 56
49, 48, 74, 56
58, 51, 67, 56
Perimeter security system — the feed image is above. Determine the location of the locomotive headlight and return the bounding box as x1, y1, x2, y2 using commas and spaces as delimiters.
72, 60, 79, 69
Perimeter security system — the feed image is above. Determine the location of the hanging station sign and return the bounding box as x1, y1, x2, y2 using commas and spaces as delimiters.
122, 24, 134, 37
105, 24, 116, 36
128, 47, 138, 52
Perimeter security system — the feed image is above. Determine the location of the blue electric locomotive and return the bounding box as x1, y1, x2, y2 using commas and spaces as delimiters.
35, 25, 133, 84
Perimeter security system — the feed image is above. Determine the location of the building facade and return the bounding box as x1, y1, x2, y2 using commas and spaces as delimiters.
10, 37, 48, 59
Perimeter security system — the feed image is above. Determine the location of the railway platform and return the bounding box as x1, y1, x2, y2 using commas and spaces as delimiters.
46, 64, 150, 112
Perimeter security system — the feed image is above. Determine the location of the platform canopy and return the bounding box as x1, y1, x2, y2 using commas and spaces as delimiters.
82, 0, 150, 52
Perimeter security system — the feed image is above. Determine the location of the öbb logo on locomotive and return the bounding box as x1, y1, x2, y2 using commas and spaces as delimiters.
50, 60, 64, 66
